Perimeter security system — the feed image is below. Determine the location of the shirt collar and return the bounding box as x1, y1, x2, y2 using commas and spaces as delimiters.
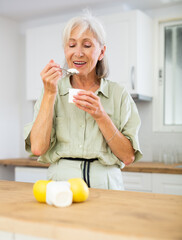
96, 78, 109, 98
58, 76, 109, 98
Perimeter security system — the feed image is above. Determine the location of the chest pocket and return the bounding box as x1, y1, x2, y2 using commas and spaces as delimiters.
56, 116, 70, 143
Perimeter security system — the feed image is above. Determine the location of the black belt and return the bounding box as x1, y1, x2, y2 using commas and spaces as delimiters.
63, 158, 97, 188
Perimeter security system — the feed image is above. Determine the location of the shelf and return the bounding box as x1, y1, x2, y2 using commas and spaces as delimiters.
131, 94, 152, 102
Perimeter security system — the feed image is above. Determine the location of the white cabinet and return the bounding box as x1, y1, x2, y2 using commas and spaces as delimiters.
122, 171, 182, 195
0, 165, 14, 181
26, 22, 65, 100
0, 230, 52, 240
15, 167, 48, 183
152, 173, 182, 195
100, 10, 153, 97
14, 166, 182, 195
25, 10, 153, 100
122, 172, 152, 192
0, 230, 13, 240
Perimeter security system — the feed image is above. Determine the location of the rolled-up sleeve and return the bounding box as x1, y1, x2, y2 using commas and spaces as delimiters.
23, 91, 56, 156
119, 90, 142, 162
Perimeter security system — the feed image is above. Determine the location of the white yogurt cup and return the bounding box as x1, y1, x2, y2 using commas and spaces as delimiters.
68, 89, 82, 103
46, 181, 73, 207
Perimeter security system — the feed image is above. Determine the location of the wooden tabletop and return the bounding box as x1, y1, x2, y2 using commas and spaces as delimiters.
0, 180, 182, 240
0, 158, 182, 174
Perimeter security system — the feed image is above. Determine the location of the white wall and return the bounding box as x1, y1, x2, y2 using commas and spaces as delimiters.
146, 4, 182, 19
0, 16, 33, 158
0, 16, 21, 158
136, 101, 182, 162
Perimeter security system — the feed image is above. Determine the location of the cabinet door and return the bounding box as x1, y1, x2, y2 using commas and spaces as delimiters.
15, 167, 48, 183
0, 231, 13, 240
134, 11, 153, 97
0, 165, 14, 181
152, 173, 182, 195
26, 23, 65, 100
100, 11, 153, 96
99, 12, 133, 89
122, 172, 152, 192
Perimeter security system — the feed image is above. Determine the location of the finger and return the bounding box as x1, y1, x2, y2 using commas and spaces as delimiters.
43, 75, 60, 90
73, 94, 98, 106
41, 61, 60, 76
77, 91, 98, 100
45, 65, 61, 76
42, 66, 62, 83
44, 70, 61, 83
74, 102, 96, 115
73, 98, 97, 111
46, 66, 62, 78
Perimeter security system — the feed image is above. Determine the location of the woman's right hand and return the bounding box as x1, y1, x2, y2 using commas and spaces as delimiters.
40, 59, 62, 95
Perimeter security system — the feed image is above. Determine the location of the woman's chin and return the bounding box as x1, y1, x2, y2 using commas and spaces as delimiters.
75, 72, 88, 78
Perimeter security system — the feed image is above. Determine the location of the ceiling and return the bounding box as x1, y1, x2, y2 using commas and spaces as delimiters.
0, 0, 182, 22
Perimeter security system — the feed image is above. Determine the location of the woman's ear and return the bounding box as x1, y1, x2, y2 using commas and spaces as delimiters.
98, 45, 106, 61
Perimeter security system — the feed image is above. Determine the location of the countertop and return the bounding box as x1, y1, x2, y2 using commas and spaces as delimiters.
0, 180, 182, 240
0, 158, 182, 174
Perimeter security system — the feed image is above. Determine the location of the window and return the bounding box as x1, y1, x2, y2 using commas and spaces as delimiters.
154, 20, 182, 132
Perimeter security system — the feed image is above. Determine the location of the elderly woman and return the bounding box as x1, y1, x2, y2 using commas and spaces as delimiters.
24, 13, 142, 190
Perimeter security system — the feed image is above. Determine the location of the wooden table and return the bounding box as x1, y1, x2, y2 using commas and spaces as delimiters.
0, 181, 182, 240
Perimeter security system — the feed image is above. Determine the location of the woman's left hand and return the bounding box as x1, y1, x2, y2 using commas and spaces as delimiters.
73, 91, 105, 120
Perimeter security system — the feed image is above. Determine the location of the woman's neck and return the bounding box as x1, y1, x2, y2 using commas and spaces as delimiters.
71, 74, 100, 91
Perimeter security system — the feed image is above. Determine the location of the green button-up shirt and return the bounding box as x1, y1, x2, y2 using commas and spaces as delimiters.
24, 76, 142, 169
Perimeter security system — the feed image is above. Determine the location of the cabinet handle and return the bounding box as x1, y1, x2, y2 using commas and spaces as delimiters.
158, 68, 163, 85
131, 66, 135, 90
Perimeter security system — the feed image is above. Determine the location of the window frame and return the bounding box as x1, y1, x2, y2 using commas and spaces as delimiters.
153, 18, 182, 132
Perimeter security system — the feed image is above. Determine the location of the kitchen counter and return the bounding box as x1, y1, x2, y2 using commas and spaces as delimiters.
123, 161, 182, 174
0, 158, 49, 168
0, 180, 182, 240
0, 158, 182, 174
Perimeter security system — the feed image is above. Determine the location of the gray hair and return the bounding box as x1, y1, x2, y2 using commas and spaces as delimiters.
62, 11, 109, 78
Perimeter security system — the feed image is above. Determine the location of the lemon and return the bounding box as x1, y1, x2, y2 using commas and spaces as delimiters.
33, 180, 51, 203
68, 178, 89, 203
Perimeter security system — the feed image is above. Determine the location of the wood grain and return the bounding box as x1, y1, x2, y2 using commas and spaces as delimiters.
0, 181, 182, 239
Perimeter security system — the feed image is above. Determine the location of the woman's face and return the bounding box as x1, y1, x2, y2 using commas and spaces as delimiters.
64, 26, 105, 78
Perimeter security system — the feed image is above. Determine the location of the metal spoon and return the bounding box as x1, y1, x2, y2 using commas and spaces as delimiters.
60, 67, 79, 75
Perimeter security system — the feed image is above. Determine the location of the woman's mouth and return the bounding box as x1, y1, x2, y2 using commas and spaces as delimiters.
73, 61, 86, 68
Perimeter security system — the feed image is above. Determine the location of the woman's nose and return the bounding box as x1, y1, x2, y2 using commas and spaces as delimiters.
74, 47, 84, 57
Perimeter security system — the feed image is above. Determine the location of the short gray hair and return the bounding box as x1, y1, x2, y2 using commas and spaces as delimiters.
62, 11, 109, 78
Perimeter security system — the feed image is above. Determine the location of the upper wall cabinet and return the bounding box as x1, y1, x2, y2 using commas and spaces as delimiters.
26, 10, 153, 100
99, 10, 153, 99
26, 22, 65, 100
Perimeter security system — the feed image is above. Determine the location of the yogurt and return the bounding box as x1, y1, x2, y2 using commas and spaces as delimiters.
67, 68, 79, 75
